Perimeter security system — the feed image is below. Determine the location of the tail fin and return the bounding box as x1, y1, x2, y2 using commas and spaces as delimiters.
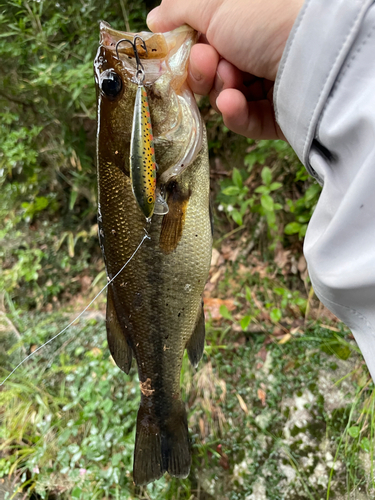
161, 403, 191, 479
133, 399, 191, 485
133, 411, 163, 485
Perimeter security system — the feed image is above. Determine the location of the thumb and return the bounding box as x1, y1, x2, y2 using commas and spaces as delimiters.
147, 5, 183, 33
147, 1, 212, 33
146, 7, 165, 32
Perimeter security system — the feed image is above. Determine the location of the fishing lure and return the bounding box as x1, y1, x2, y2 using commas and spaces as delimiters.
116, 36, 157, 221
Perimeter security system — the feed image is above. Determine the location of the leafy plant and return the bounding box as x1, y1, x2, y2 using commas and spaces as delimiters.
216, 139, 321, 250
0, 0, 158, 308
1, 313, 372, 499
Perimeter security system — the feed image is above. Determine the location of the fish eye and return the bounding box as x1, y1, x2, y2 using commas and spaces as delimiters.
101, 70, 122, 98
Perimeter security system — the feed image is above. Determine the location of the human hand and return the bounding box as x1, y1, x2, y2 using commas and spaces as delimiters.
147, 0, 304, 140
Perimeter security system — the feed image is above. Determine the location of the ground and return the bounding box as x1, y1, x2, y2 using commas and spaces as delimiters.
1, 293, 374, 499
1, 237, 374, 500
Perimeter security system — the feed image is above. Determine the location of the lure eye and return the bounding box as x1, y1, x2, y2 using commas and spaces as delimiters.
147, 196, 154, 204
101, 70, 122, 98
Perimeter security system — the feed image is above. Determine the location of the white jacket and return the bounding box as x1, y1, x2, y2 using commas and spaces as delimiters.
274, 0, 375, 378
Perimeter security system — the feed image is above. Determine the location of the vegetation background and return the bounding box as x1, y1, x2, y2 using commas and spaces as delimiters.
0, 1, 374, 499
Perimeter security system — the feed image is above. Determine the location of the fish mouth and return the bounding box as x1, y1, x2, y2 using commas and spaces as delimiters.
98, 22, 198, 84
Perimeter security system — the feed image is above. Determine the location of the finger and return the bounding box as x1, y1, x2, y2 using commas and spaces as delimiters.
208, 59, 243, 110
147, 1, 216, 33
216, 88, 285, 140
188, 44, 220, 96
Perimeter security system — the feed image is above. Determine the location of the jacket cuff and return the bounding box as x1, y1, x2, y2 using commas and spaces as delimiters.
274, 0, 373, 176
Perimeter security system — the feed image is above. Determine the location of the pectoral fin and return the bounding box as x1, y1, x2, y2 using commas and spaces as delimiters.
106, 285, 132, 374
159, 181, 190, 254
186, 302, 206, 368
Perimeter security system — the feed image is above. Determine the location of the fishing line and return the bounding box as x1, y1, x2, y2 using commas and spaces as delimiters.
0, 231, 150, 387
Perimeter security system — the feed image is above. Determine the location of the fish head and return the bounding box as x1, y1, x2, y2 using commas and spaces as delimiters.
94, 22, 200, 179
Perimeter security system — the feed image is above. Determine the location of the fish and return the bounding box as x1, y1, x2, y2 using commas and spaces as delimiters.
94, 22, 213, 485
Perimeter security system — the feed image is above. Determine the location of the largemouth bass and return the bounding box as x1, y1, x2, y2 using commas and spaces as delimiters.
94, 22, 213, 485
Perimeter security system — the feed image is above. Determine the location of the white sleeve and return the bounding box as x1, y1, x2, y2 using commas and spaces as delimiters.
274, 0, 375, 378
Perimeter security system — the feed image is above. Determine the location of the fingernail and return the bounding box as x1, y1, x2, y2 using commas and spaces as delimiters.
146, 8, 159, 31
214, 71, 223, 93
189, 58, 203, 82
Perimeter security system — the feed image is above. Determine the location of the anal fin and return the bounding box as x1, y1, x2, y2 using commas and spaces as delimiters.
186, 301, 206, 368
106, 285, 132, 374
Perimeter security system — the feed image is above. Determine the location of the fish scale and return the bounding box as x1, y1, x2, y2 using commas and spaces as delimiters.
130, 85, 157, 219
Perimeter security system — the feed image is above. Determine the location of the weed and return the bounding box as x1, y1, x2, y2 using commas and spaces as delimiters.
1, 312, 373, 499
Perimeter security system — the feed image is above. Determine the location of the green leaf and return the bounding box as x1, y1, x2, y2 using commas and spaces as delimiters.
261, 166, 272, 186
254, 185, 269, 194
360, 437, 370, 452
219, 304, 233, 321
68, 444, 80, 454
270, 308, 282, 323
34, 196, 49, 211
222, 186, 240, 196
231, 210, 243, 226
296, 214, 311, 223
240, 315, 251, 331
232, 168, 243, 188
72, 86, 82, 102
334, 345, 351, 360
348, 426, 360, 438
58, 429, 71, 445
284, 222, 301, 235
299, 224, 307, 238
71, 487, 82, 499
261, 194, 274, 212
112, 453, 122, 466
269, 182, 283, 191
305, 183, 321, 201
244, 153, 257, 168
266, 212, 276, 228
71, 450, 82, 463
69, 190, 78, 211
103, 399, 113, 412
321, 342, 351, 360
240, 200, 252, 215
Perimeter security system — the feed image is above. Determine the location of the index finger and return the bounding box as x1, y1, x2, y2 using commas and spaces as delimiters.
146, 0, 217, 34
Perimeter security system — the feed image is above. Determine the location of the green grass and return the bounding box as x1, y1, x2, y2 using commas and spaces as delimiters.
1, 310, 374, 500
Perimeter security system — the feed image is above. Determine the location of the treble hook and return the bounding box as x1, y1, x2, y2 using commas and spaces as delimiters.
115, 35, 148, 84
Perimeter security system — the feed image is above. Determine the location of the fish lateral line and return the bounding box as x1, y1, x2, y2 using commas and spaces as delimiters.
0, 233, 149, 387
